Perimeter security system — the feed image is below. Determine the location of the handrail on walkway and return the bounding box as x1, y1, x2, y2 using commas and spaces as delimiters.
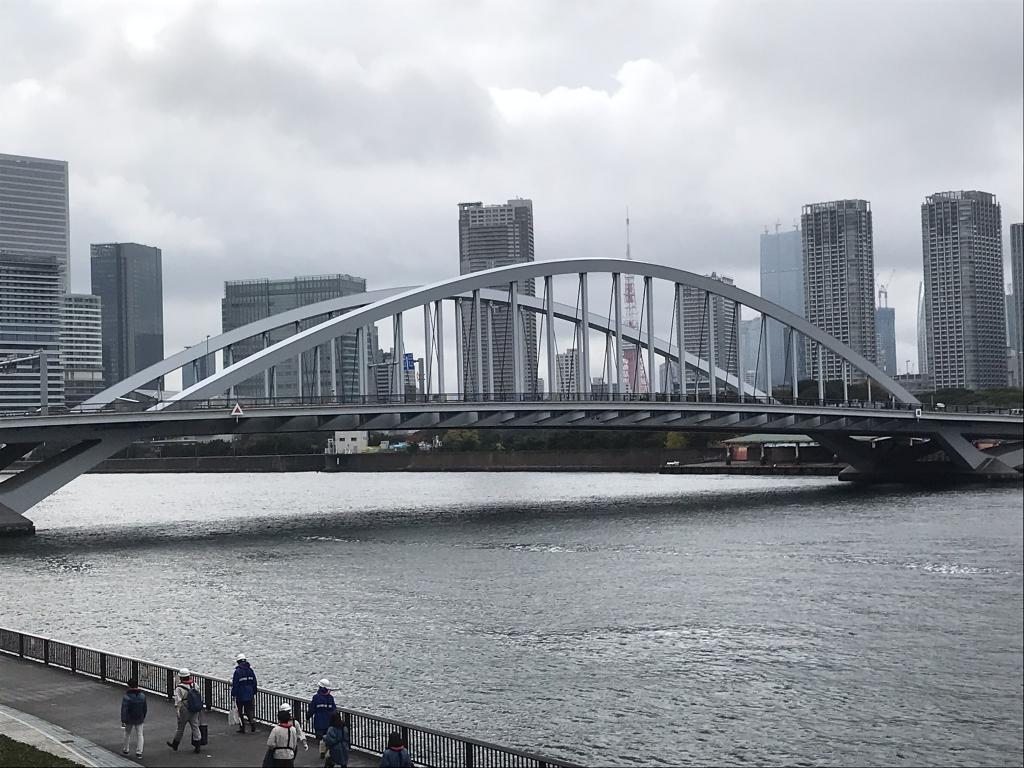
0, 627, 581, 768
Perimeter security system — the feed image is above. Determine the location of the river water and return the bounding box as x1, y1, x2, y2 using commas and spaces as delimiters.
0, 473, 1021, 766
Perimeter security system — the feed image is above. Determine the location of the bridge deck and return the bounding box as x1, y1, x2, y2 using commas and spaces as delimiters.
0, 654, 376, 767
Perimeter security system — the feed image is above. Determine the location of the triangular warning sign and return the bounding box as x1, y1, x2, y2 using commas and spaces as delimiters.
230, 403, 244, 416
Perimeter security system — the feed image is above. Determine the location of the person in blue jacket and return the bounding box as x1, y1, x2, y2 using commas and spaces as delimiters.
323, 711, 351, 768
379, 731, 412, 768
230, 653, 258, 733
120, 677, 147, 758
307, 678, 337, 757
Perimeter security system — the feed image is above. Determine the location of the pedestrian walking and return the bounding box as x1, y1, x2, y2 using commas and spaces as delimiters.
308, 678, 337, 758
120, 677, 147, 758
323, 711, 351, 768
264, 703, 307, 768
166, 668, 204, 754
231, 652, 259, 733
379, 731, 412, 768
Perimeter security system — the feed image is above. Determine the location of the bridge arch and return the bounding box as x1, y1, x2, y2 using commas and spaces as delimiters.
157, 257, 917, 407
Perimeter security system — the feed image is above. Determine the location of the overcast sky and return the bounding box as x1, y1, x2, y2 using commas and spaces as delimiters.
2, 0, 1022, 374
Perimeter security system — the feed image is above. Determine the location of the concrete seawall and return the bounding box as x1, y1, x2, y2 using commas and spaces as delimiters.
2, 448, 713, 474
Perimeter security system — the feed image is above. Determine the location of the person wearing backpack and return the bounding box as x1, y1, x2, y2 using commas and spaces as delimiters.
379, 731, 412, 768
120, 677, 147, 758
323, 711, 351, 768
167, 668, 203, 754
230, 652, 258, 733
307, 678, 337, 758
264, 703, 307, 768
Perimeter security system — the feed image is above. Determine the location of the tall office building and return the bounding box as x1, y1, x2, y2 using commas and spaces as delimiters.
1011, 223, 1023, 386
759, 227, 804, 385
916, 282, 929, 376
458, 199, 537, 396
875, 301, 897, 377
90, 243, 164, 388
0, 253, 64, 410
801, 199, 877, 381
0, 153, 70, 292
222, 274, 368, 400
658, 360, 680, 395
1007, 288, 1019, 388
555, 348, 579, 395
681, 272, 737, 389
921, 191, 1006, 390
61, 293, 104, 407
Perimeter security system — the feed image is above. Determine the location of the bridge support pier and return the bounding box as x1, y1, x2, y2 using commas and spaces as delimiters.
813, 432, 1023, 484
0, 431, 135, 536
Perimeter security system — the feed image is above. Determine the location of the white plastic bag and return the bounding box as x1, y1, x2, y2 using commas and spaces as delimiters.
228, 704, 240, 727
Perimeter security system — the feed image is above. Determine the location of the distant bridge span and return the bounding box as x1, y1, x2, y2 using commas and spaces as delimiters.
1, 258, 1020, 535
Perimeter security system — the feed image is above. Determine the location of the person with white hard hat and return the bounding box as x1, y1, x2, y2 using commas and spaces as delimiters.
230, 652, 259, 733
166, 668, 203, 754
307, 678, 338, 758
264, 703, 307, 768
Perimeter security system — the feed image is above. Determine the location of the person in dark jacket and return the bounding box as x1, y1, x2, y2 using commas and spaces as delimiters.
120, 677, 147, 758
230, 653, 259, 733
307, 678, 337, 756
323, 711, 351, 768
379, 731, 412, 768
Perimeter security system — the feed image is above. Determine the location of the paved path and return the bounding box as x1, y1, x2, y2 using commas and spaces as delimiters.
0, 703, 137, 767
0, 654, 377, 767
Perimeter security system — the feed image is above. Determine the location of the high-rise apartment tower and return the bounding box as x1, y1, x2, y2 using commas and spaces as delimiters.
458, 199, 537, 396
801, 199, 877, 381
680, 272, 737, 391
61, 293, 104, 407
921, 191, 1005, 390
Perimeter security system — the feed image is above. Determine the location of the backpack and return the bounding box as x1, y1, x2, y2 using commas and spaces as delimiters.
185, 685, 204, 713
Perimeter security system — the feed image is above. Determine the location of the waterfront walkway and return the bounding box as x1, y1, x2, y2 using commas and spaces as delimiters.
0, 654, 376, 767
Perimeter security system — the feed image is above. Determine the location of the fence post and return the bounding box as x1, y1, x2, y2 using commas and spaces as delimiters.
42, 639, 50, 665
70, 646, 77, 674
465, 741, 474, 768
166, 669, 175, 701
131, 659, 139, 683
205, 678, 214, 711
17, 633, 24, 658
99, 653, 107, 681
400, 726, 409, 750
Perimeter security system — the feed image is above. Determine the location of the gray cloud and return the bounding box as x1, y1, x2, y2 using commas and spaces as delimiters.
0, 0, 1021, 370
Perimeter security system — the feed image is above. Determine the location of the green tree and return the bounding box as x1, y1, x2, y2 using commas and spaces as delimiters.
664, 432, 689, 449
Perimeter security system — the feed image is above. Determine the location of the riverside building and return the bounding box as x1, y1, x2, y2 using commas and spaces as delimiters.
759, 226, 804, 386
61, 293, 104, 407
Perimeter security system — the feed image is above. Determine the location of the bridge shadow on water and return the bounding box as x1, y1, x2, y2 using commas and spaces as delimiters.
1, 479, 997, 558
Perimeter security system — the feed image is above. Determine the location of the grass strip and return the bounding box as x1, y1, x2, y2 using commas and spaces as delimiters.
0, 733, 85, 767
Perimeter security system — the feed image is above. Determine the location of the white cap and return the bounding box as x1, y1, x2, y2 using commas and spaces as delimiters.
318, 678, 331, 689
279, 703, 292, 712
235, 653, 247, 662
178, 668, 191, 678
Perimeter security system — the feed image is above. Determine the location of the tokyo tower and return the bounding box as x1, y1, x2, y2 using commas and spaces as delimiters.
621, 210, 649, 393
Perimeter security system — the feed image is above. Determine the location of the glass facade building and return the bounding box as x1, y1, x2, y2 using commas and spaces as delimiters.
221, 274, 368, 400
90, 243, 164, 388
759, 227, 805, 386
0, 253, 64, 411
0, 153, 70, 292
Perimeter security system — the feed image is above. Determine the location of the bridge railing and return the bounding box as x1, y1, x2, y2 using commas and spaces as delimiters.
0, 626, 580, 768
3, 392, 1023, 419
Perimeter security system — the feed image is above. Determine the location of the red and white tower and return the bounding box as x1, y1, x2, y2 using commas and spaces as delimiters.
621, 210, 649, 393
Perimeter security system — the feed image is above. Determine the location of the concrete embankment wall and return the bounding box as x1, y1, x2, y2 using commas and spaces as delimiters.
43, 447, 712, 474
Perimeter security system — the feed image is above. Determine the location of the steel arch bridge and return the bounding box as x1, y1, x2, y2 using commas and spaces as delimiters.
1, 258, 1020, 535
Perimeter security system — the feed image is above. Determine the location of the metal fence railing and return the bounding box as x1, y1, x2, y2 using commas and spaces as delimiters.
0, 627, 581, 768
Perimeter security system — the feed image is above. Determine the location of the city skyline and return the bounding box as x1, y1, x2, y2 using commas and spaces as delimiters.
0, 1, 1019, 369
